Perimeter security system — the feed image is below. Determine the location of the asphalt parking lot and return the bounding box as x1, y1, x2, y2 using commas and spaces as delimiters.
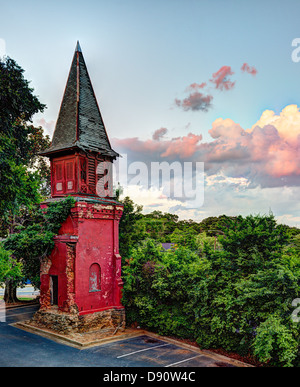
0, 303, 245, 368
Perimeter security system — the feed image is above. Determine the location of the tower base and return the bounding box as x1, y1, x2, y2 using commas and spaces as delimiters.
30, 307, 125, 335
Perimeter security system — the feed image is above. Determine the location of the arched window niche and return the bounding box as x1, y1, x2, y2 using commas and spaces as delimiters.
89, 263, 101, 292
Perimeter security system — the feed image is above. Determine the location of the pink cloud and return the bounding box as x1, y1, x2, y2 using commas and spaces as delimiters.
113, 131, 202, 160
241, 63, 257, 76
210, 66, 235, 90
113, 137, 165, 155
185, 82, 207, 92
175, 92, 213, 112
175, 63, 257, 113
205, 117, 300, 183
161, 133, 203, 158
209, 118, 244, 139
112, 105, 300, 188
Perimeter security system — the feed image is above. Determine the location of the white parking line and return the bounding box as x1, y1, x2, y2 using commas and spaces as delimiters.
0, 311, 35, 318
0, 304, 38, 311
117, 343, 171, 358
0, 309, 37, 322
165, 355, 203, 367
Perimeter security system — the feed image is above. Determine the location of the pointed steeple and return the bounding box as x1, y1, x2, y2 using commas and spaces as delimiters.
41, 42, 118, 158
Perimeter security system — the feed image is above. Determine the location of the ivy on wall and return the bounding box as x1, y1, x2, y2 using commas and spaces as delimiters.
3, 196, 76, 288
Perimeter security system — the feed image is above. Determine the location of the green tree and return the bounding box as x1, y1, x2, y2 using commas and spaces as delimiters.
118, 196, 144, 260
0, 244, 22, 286
137, 217, 167, 242
122, 239, 207, 337
4, 197, 76, 290
0, 56, 50, 301
122, 212, 300, 366
0, 57, 47, 213
194, 214, 300, 366
170, 227, 198, 250
196, 231, 217, 253
0, 57, 50, 237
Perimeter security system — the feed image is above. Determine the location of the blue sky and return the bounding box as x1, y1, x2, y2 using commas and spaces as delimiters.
2, 0, 300, 225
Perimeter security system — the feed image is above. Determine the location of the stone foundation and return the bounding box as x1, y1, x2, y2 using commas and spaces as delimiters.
30, 307, 125, 335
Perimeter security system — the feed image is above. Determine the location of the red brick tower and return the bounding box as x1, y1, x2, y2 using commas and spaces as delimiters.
33, 42, 125, 334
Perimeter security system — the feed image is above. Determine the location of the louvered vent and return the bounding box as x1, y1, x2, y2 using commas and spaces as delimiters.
88, 158, 96, 186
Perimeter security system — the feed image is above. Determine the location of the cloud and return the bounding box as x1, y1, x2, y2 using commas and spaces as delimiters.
185, 82, 207, 92
113, 131, 203, 161
174, 92, 213, 112
277, 213, 300, 227
113, 105, 300, 226
152, 127, 168, 141
250, 104, 300, 143
209, 66, 235, 90
34, 118, 55, 136
204, 107, 300, 186
200, 183, 300, 227
174, 65, 239, 113
174, 63, 258, 113
209, 118, 244, 139
112, 104, 300, 189
120, 184, 185, 214
241, 62, 257, 76
160, 133, 203, 158
119, 175, 300, 227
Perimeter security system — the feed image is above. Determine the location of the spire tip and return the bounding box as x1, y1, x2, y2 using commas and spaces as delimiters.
76, 41, 82, 53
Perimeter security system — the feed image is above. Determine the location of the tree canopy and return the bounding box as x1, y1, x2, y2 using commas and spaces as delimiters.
119, 204, 300, 367
0, 56, 50, 301
0, 56, 50, 228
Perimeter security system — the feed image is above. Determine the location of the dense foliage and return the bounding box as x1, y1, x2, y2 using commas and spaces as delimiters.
0, 55, 51, 301
0, 244, 22, 285
3, 197, 75, 288
0, 56, 49, 222
119, 202, 300, 367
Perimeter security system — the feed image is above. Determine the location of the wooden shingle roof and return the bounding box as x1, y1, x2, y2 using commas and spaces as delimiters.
41, 42, 118, 158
